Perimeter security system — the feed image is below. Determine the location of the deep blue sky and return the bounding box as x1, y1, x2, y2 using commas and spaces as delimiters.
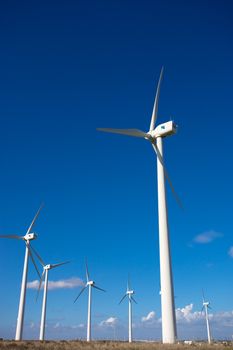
0, 0, 233, 341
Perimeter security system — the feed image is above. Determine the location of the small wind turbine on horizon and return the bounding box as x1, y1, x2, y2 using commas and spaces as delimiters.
202, 290, 212, 344
74, 260, 106, 342
30, 246, 70, 341
0, 205, 43, 341
119, 277, 137, 343
97, 67, 179, 343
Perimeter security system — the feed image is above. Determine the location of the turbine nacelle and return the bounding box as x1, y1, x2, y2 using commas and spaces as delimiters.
149, 121, 177, 139
44, 264, 52, 270
203, 301, 210, 307
127, 290, 134, 295
23, 232, 37, 241
87, 280, 95, 286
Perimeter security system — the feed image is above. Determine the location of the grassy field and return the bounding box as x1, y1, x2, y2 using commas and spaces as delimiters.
0, 341, 233, 350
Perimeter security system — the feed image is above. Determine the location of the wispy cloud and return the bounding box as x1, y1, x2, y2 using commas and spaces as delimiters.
99, 317, 118, 327
141, 311, 156, 323
228, 246, 233, 258
71, 323, 85, 329
27, 277, 84, 290
193, 230, 223, 244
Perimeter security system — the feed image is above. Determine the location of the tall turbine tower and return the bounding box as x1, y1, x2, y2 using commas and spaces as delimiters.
119, 277, 137, 343
31, 246, 69, 341
74, 261, 105, 341
97, 68, 179, 343
0, 205, 43, 340
202, 291, 212, 344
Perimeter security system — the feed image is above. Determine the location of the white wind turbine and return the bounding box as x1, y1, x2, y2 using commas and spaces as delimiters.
0, 205, 43, 341
74, 261, 105, 342
98, 67, 180, 343
119, 277, 137, 343
202, 290, 212, 344
30, 246, 69, 341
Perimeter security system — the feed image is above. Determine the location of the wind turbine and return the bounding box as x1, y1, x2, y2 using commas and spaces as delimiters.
97, 67, 179, 343
202, 290, 212, 344
0, 205, 43, 340
74, 261, 105, 341
119, 277, 137, 343
30, 246, 69, 341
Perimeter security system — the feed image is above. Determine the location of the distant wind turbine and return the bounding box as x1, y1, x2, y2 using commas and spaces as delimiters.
0, 205, 43, 340
74, 260, 105, 342
202, 290, 212, 344
119, 277, 137, 343
31, 246, 69, 341
97, 67, 179, 343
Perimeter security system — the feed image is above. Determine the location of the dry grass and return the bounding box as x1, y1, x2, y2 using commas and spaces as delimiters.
0, 341, 233, 350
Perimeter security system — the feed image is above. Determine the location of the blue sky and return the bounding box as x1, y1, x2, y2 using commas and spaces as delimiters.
0, 0, 233, 341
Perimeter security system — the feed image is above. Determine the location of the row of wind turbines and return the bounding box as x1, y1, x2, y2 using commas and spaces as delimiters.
0, 205, 138, 342
0, 67, 213, 343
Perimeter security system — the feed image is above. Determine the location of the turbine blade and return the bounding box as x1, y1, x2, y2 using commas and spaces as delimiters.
119, 294, 127, 305
149, 67, 164, 131
127, 274, 131, 292
131, 296, 137, 304
29, 245, 45, 267
93, 285, 106, 292
152, 143, 183, 209
202, 289, 205, 303
27, 244, 41, 279
26, 203, 43, 235
0, 234, 23, 240
85, 259, 90, 282
74, 286, 86, 303
36, 270, 45, 301
50, 261, 70, 269
97, 128, 148, 138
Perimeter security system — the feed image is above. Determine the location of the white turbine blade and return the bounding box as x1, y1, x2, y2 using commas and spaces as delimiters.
131, 296, 137, 304
26, 203, 44, 235
30, 245, 45, 267
202, 289, 205, 303
152, 143, 183, 209
0, 234, 23, 240
50, 261, 70, 269
36, 270, 45, 301
127, 274, 131, 292
27, 244, 41, 279
119, 294, 127, 305
93, 285, 106, 292
97, 128, 148, 138
85, 259, 90, 282
149, 67, 164, 131
74, 286, 87, 303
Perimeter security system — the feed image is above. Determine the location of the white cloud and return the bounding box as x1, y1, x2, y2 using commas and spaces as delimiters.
228, 246, 233, 258
176, 304, 204, 323
193, 230, 222, 244
141, 311, 156, 323
99, 317, 118, 327
27, 277, 84, 290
